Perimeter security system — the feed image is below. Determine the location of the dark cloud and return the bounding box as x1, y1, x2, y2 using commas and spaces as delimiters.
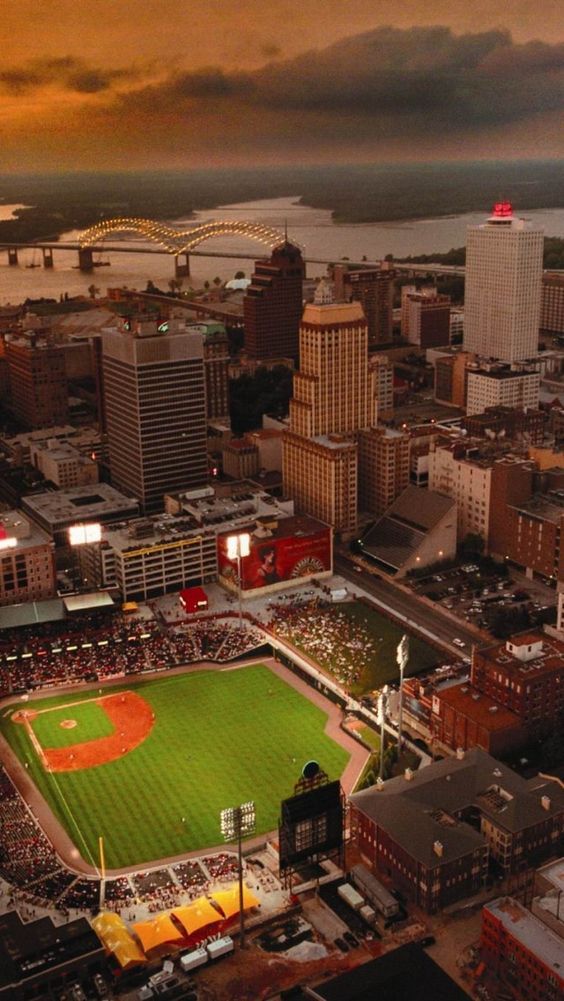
0, 56, 139, 95
117, 24, 563, 131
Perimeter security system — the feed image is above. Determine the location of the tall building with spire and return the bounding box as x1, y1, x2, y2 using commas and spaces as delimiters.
463, 203, 543, 363
282, 281, 377, 538
243, 241, 305, 360
102, 318, 207, 514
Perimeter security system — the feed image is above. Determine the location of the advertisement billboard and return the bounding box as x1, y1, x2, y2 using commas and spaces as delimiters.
217, 519, 331, 594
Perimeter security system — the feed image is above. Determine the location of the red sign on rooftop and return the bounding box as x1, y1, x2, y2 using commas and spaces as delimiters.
492, 201, 513, 218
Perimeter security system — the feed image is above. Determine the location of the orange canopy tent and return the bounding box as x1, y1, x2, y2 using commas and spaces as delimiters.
211, 884, 260, 920
133, 913, 184, 954
171, 898, 223, 937
91, 912, 146, 968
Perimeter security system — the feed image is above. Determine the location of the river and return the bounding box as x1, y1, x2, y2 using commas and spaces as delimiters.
1, 196, 563, 305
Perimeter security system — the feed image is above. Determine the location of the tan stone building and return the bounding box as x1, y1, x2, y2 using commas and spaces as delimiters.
428, 437, 493, 544
0, 511, 56, 606
283, 286, 377, 538
30, 439, 98, 489
283, 432, 357, 537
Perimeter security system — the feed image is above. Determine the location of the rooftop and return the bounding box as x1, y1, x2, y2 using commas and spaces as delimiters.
478, 632, 564, 680
22, 483, 139, 527
437, 683, 522, 732
485, 897, 564, 976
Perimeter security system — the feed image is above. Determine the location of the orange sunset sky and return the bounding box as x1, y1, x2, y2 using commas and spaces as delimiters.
1, 0, 563, 171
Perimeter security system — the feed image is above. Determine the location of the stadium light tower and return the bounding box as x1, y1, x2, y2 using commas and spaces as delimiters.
226, 532, 250, 630
396, 634, 409, 754
68, 522, 102, 592
220, 801, 256, 948
377, 685, 389, 782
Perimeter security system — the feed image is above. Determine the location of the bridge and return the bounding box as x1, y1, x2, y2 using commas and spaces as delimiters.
0, 215, 467, 277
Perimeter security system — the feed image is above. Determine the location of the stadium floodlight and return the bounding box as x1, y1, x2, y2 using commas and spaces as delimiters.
0, 536, 17, 551
226, 532, 251, 630
68, 522, 102, 546
396, 634, 410, 753
220, 800, 256, 948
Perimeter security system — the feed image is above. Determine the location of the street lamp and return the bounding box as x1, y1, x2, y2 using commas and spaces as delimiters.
226, 532, 250, 630
396, 634, 409, 755
220, 800, 256, 948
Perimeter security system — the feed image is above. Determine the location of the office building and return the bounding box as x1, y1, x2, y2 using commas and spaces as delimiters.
401, 287, 451, 348
370, 354, 394, 417
29, 439, 98, 489
21, 482, 139, 546
433, 350, 473, 409
289, 293, 377, 437
541, 273, 564, 336
184, 321, 230, 421
466, 364, 540, 416
283, 432, 358, 538
282, 287, 377, 538
0, 511, 56, 607
243, 242, 305, 359
357, 427, 409, 516
463, 203, 543, 362
102, 318, 208, 513
5, 333, 68, 428
333, 262, 395, 347
428, 436, 493, 543
462, 406, 546, 444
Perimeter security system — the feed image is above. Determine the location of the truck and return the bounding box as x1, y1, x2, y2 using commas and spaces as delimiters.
337, 882, 365, 912
350, 864, 399, 919
180, 947, 208, 973
206, 936, 234, 961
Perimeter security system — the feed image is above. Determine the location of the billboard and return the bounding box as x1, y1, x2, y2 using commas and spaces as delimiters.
217, 521, 331, 594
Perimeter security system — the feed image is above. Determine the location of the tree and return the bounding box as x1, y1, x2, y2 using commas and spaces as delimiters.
213, 276, 222, 287
87, 283, 100, 299
459, 533, 485, 559
234, 270, 246, 279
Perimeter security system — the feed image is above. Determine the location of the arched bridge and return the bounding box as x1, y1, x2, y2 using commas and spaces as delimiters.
79, 217, 289, 254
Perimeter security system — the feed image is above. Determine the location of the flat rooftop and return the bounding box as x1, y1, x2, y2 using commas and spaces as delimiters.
485, 897, 564, 976
437, 683, 522, 732
22, 483, 139, 527
478, 632, 564, 680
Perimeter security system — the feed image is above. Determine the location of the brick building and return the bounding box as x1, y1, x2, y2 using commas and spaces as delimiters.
333, 262, 395, 347
350, 749, 564, 914
471, 632, 564, 730
434, 350, 472, 408
462, 406, 547, 445
357, 427, 409, 517
5, 333, 68, 428
430, 682, 526, 757
481, 897, 564, 1001
401, 287, 451, 348
0, 511, 56, 607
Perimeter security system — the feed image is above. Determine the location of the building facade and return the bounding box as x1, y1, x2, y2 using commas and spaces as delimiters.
466, 366, 540, 417
282, 432, 357, 538
428, 437, 492, 543
333, 263, 395, 347
243, 242, 305, 360
357, 427, 410, 516
102, 318, 208, 513
541, 273, 564, 336
5, 334, 68, 428
481, 898, 564, 1001
29, 440, 98, 489
0, 511, 56, 606
401, 288, 451, 348
463, 204, 543, 363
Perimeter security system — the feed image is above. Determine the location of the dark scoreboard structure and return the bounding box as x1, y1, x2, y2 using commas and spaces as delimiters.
278, 764, 345, 884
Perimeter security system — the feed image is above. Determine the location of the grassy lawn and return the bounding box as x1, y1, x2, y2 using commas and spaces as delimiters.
275, 600, 439, 697
0, 664, 349, 869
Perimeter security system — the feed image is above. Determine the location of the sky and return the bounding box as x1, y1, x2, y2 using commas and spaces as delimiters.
1, 0, 563, 171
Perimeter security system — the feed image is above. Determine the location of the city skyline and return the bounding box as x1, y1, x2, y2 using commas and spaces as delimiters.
0, 0, 563, 170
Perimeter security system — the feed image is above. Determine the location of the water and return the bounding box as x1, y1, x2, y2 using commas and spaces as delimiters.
1, 196, 564, 305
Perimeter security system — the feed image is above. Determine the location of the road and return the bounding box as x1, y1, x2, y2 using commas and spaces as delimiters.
334, 554, 483, 655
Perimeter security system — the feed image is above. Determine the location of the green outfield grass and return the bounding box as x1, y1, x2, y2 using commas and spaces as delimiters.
0, 664, 349, 869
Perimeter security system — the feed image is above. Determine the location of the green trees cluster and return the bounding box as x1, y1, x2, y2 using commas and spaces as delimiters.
229, 365, 293, 434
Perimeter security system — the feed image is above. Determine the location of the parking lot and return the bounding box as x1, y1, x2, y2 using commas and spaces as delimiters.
409, 560, 556, 637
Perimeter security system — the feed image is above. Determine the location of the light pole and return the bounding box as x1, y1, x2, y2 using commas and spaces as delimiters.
396, 634, 409, 755
68, 522, 102, 593
220, 800, 256, 948
226, 532, 250, 630
377, 685, 389, 782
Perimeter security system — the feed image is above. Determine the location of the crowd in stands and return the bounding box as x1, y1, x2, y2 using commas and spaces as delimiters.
267, 599, 376, 687
172, 620, 264, 664
0, 768, 61, 888
204, 852, 240, 882
0, 614, 265, 697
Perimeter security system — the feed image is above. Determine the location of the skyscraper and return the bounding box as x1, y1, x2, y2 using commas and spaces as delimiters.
282, 283, 377, 538
5, 332, 68, 428
102, 318, 207, 513
333, 262, 395, 347
463, 202, 544, 362
243, 241, 305, 359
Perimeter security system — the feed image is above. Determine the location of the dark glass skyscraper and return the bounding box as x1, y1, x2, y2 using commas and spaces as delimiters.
243, 242, 305, 360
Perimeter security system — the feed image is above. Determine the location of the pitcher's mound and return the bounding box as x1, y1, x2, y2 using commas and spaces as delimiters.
60, 719, 77, 729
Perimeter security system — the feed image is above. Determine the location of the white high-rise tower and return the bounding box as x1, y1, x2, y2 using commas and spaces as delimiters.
463, 202, 543, 363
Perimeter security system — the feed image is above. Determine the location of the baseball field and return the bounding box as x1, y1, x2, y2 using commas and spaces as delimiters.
0, 663, 350, 870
